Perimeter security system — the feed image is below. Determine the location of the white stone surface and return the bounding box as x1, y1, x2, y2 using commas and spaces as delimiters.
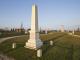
60, 25, 64, 32
25, 4, 43, 49
45, 29, 48, 34
12, 43, 16, 48
37, 49, 42, 57
72, 29, 74, 35
50, 40, 53, 46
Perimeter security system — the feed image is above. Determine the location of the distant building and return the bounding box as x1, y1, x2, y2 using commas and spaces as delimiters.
15, 28, 25, 33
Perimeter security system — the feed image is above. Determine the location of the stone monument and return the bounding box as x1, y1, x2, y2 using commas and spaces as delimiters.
25, 4, 43, 49
45, 28, 48, 34
60, 25, 64, 32
72, 29, 74, 35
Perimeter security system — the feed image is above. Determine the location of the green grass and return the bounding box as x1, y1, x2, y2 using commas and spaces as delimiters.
0, 32, 25, 38
75, 32, 80, 35
0, 32, 80, 60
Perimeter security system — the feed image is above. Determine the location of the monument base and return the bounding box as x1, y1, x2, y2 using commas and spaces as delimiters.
24, 39, 43, 50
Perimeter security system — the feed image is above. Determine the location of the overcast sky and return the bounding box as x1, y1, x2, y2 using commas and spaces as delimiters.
0, 0, 80, 29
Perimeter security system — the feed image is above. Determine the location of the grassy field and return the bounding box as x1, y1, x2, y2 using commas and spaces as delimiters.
0, 32, 25, 38
0, 32, 80, 60
75, 32, 80, 35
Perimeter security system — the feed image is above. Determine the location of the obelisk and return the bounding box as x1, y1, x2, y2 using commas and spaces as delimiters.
25, 4, 43, 49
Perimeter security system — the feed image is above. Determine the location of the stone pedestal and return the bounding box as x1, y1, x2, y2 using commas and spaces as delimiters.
25, 4, 43, 49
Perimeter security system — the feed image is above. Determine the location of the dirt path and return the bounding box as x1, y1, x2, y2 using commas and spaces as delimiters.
0, 35, 26, 43
0, 35, 27, 60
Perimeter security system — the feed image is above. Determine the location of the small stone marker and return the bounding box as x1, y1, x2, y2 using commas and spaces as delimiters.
45, 28, 48, 34
60, 25, 64, 32
37, 49, 42, 57
12, 43, 16, 48
50, 40, 53, 46
72, 29, 74, 35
